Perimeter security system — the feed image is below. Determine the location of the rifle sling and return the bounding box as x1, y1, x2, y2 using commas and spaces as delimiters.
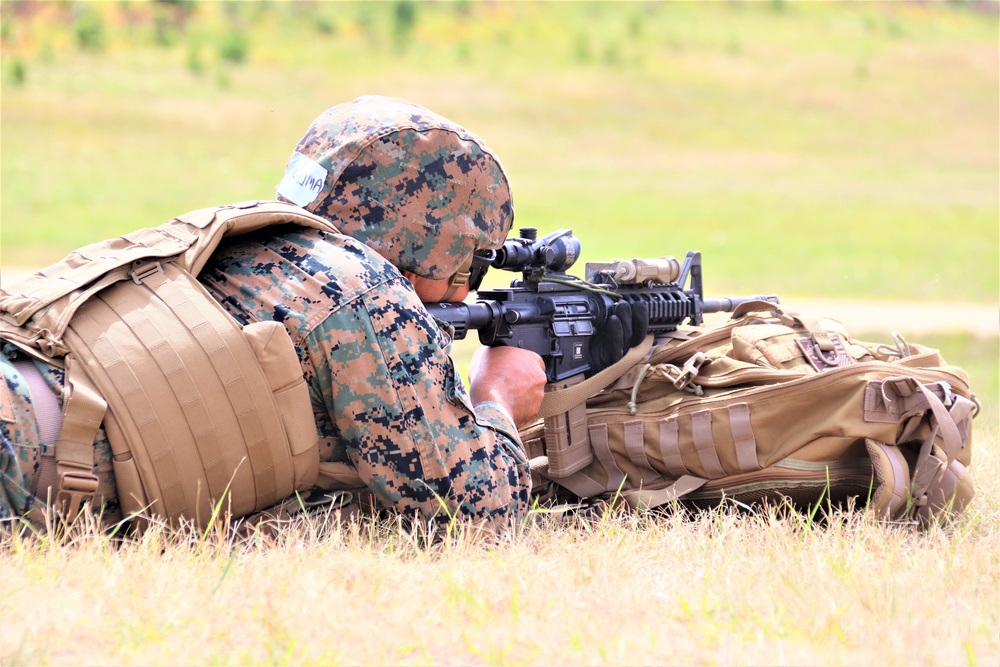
537, 335, 654, 419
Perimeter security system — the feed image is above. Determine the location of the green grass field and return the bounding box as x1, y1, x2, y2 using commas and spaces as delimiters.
1, 2, 998, 665
2, 1, 997, 301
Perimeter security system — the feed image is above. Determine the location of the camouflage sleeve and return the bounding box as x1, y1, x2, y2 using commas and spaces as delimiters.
306, 276, 531, 526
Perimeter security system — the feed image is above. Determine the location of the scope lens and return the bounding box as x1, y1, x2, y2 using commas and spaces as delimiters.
543, 235, 581, 273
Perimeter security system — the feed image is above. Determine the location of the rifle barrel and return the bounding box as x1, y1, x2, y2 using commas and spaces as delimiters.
701, 295, 780, 313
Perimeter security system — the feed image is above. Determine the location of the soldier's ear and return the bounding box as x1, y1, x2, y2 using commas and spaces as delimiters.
400, 270, 419, 285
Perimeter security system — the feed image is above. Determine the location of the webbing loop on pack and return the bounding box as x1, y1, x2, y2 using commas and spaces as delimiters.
875, 333, 913, 360
815, 339, 842, 367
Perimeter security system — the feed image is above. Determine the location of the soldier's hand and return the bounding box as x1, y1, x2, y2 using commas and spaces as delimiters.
590, 301, 629, 372
589, 300, 650, 374
628, 299, 649, 348
469, 346, 546, 429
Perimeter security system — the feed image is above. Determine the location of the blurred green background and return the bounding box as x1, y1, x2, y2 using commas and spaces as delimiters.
1, 0, 997, 413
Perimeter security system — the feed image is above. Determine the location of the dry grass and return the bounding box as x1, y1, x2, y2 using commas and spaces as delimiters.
3, 423, 997, 667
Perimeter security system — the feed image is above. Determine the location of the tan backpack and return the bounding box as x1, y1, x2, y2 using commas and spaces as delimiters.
522, 304, 978, 526
1, 200, 340, 528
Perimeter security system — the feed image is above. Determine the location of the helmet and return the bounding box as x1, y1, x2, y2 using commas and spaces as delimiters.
276, 95, 514, 281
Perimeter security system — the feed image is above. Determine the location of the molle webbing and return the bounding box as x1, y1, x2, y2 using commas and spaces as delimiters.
1, 201, 340, 348
622, 420, 659, 483
691, 410, 727, 478
589, 424, 625, 492
658, 417, 687, 477
0, 201, 336, 526
522, 308, 977, 525
64, 263, 303, 524
563, 401, 772, 501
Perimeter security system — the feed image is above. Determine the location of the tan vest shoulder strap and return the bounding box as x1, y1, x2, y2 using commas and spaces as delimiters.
168, 200, 340, 276
0, 201, 337, 348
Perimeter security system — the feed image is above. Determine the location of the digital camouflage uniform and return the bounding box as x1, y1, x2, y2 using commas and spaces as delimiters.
199, 230, 527, 524
1, 95, 529, 528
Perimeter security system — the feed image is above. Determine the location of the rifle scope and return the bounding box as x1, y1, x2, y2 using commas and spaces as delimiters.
493, 228, 580, 275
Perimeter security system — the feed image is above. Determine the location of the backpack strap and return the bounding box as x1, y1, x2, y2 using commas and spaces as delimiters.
50, 361, 106, 518
618, 475, 708, 511
865, 377, 976, 523
907, 381, 976, 521
16, 357, 108, 522
9, 360, 61, 453
915, 456, 974, 524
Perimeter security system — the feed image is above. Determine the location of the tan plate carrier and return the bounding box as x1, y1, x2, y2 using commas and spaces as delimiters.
0, 200, 340, 528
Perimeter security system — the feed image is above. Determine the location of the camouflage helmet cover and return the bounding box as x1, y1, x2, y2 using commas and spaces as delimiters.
276, 95, 514, 279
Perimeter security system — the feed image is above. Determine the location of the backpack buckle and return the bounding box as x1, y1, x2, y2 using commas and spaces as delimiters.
130, 260, 164, 285
673, 352, 709, 391
55, 468, 100, 518
628, 352, 709, 413
932, 381, 955, 408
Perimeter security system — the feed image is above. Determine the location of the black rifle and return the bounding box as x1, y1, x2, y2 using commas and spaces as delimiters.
425, 228, 779, 383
